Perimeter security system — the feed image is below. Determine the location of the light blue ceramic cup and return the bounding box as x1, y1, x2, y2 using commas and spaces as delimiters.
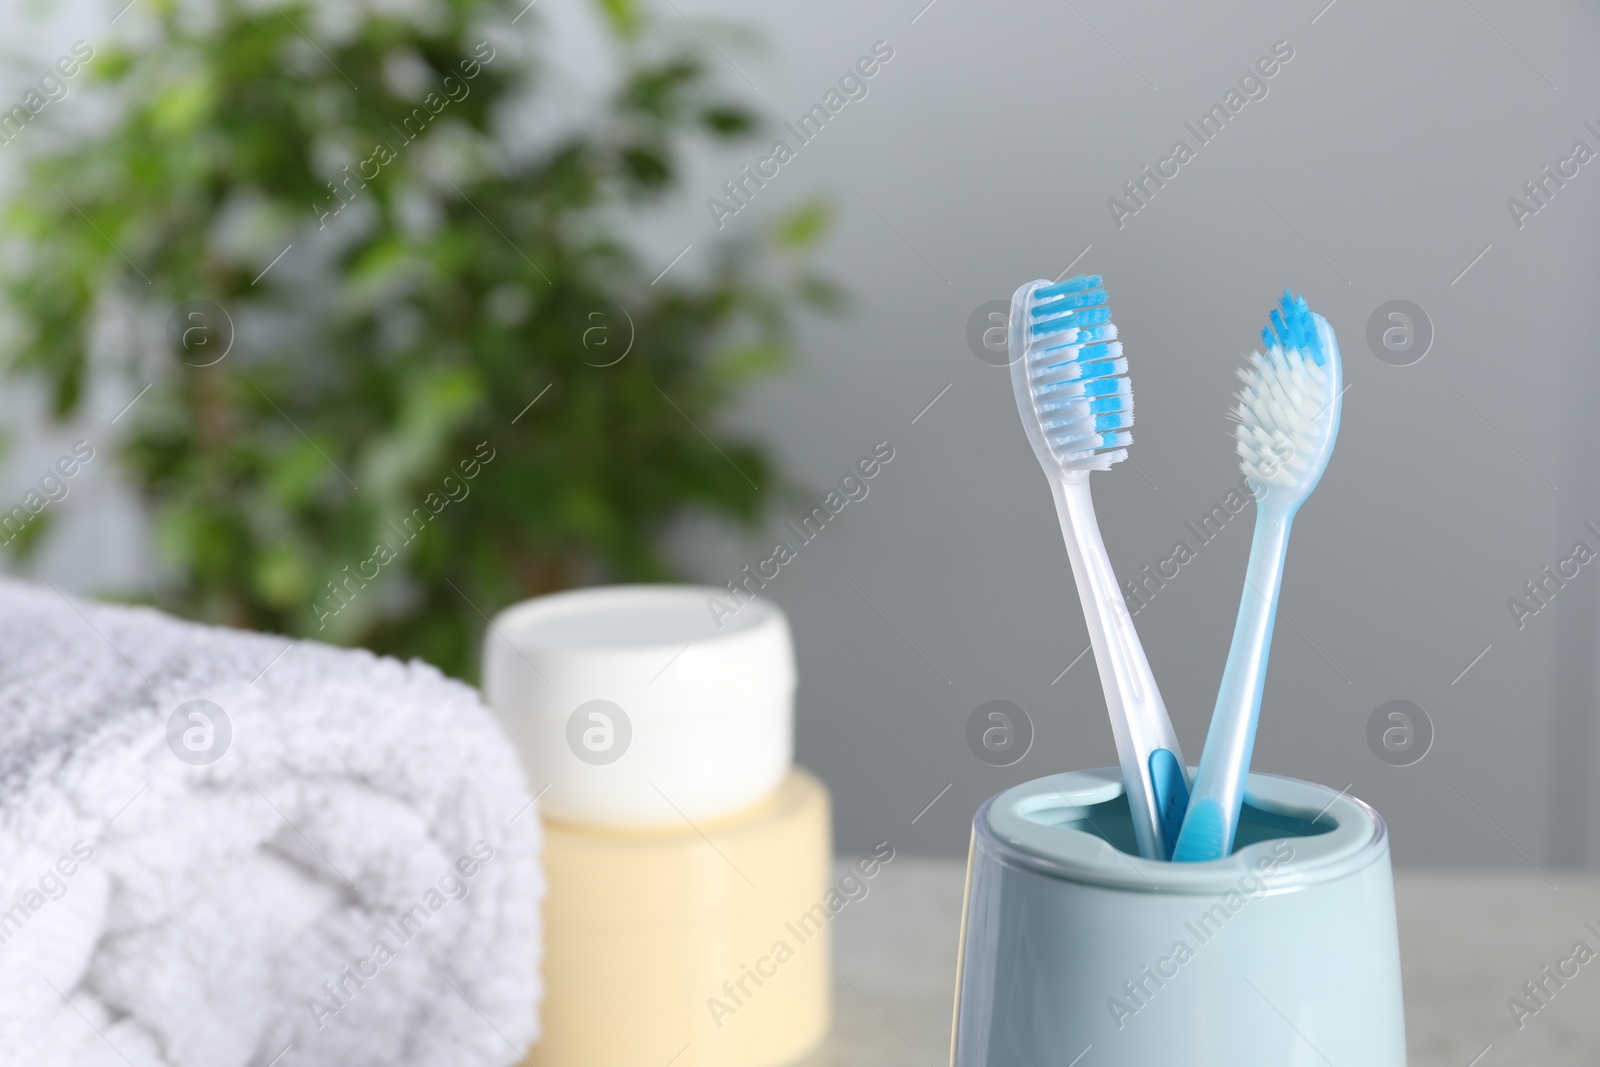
950, 768, 1407, 1066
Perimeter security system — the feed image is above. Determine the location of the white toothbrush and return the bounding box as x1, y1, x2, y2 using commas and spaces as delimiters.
1172, 291, 1342, 863
1007, 275, 1189, 861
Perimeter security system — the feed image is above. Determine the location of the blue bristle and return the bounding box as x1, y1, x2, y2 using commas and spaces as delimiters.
1261, 289, 1325, 365
1038, 346, 1120, 375
1024, 273, 1137, 465
1032, 288, 1106, 316
1030, 303, 1107, 337
1033, 274, 1102, 300
1032, 304, 1111, 337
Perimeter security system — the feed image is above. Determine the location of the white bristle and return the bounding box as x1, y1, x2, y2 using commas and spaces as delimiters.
1233, 345, 1337, 491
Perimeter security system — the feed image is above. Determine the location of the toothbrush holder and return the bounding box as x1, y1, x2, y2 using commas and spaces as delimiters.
950, 768, 1407, 1066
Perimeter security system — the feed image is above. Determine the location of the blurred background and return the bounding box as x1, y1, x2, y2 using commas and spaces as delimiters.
2, 0, 1598, 875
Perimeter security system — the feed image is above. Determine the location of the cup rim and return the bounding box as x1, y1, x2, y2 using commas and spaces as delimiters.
980, 768, 1387, 894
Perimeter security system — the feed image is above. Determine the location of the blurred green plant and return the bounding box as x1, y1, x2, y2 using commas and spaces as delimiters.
0, 0, 834, 677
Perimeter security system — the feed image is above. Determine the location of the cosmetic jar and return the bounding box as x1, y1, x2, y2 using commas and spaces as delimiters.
534, 770, 831, 1067
484, 585, 830, 1067
485, 584, 794, 826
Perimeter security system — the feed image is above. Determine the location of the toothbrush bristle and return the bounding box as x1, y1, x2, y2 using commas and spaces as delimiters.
1023, 274, 1131, 472
1263, 289, 1325, 365
1235, 291, 1340, 493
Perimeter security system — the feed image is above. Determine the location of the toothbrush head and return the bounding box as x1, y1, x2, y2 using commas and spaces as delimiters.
1234, 290, 1342, 507
1007, 274, 1132, 474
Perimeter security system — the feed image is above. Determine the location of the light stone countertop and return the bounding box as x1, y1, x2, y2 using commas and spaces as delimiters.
794, 859, 1600, 1067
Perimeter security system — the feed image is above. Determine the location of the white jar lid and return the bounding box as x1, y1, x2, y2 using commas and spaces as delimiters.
483, 584, 795, 827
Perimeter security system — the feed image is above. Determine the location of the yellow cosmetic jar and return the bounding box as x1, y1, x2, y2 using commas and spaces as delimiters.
483, 586, 833, 1067
530, 769, 830, 1067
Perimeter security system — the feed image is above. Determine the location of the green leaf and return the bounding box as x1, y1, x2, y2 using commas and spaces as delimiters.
620, 146, 669, 187
772, 199, 831, 249
266, 441, 335, 510
90, 48, 135, 82
254, 541, 312, 607
713, 340, 787, 384
149, 68, 216, 136
593, 0, 640, 37
0, 510, 50, 560
700, 106, 753, 136
798, 273, 846, 311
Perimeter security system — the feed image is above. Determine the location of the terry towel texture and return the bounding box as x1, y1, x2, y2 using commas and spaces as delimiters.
0, 577, 541, 1067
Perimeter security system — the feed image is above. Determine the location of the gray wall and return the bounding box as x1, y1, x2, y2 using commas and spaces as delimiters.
661, 0, 1600, 867
8, 0, 1600, 867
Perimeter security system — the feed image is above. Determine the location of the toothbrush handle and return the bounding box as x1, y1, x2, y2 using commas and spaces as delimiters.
1052, 473, 1186, 860
1172, 506, 1294, 862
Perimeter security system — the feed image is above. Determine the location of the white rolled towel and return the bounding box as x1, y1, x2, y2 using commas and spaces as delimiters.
0, 577, 541, 1067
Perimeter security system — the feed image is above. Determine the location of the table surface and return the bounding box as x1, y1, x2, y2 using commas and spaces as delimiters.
793, 859, 1600, 1067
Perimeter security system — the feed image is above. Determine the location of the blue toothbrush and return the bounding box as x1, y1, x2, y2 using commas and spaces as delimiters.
1172, 292, 1342, 863
1006, 275, 1191, 861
